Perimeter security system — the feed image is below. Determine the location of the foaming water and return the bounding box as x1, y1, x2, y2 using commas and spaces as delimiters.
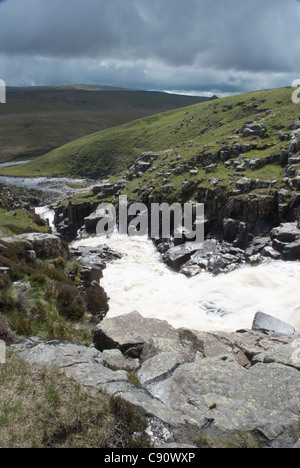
73, 234, 300, 332
35, 207, 55, 230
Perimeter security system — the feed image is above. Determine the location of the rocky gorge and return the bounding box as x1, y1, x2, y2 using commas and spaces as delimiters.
0, 223, 299, 448
1, 88, 300, 448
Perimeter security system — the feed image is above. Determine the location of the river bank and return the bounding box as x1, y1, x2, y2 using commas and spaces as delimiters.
1, 176, 300, 448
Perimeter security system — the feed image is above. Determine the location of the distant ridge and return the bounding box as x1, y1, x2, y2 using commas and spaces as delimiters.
0, 85, 209, 163
2, 86, 298, 184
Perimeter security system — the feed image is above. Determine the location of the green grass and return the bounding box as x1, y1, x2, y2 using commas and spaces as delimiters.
3, 86, 300, 211
0, 209, 51, 237
2, 86, 298, 181
0, 85, 208, 164
0, 352, 151, 448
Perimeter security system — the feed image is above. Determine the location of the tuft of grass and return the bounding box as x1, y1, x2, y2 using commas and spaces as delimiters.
0, 209, 51, 238
196, 430, 262, 449
0, 352, 151, 448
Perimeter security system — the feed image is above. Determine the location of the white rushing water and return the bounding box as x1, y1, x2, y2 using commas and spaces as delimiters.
73, 234, 300, 333
35, 207, 56, 230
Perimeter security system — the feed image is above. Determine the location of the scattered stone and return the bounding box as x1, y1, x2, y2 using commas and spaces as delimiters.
162, 185, 174, 194
252, 312, 298, 336
242, 124, 268, 138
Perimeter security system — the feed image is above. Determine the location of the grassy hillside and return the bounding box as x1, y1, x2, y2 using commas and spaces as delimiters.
2, 86, 298, 184
0, 85, 208, 164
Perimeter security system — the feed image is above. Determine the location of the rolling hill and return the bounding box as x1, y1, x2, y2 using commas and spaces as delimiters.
0, 84, 209, 164
2, 86, 299, 186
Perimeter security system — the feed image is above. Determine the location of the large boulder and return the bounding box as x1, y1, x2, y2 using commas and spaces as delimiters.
252, 312, 299, 336
1, 233, 65, 259
94, 311, 179, 354
162, 242, 203, 271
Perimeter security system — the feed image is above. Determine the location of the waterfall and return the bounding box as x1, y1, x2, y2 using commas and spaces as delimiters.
73, 233, 300, 332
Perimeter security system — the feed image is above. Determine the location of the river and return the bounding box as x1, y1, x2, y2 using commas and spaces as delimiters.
2, 175, 300, 333
72, 233, 300, 333
0, 175, 106, 204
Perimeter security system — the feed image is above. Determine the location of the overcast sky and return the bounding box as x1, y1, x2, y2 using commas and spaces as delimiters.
0, 0, 300, 95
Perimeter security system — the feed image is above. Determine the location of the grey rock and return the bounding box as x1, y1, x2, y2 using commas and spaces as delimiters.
242, 124, 267, 138
84, 212, 103, 233
249, 158, 263, 170
94, 311, 179, 353
205, 164, 217, 173
282, 239, 300, 261
9, 336, 44, 352
235, 177, 252, 192
80, 265, 103, 286
141, 337, 197, 363
294, 439, 300, 449
137, 352, 184, 386
190, 169, 199, 176
71, 244, 122, 264
1, 233, 64, 259
271, 222, 300, 243
253, 338, 300, 370
252, 312, 298, 336
102, 349, 139, 372
135, 161, 151, 173
233, 362, 300, 441
235, 163, 247, 172
0, 340, 6, 363
20, 340, 129, 389
13, 312, 300, 448
163, 242, 203, 271
180, 329, 232, 359
103, 382, 193, 429
101, 183, 115, 195
147, 355, 246, 409
162, 185, 174, 194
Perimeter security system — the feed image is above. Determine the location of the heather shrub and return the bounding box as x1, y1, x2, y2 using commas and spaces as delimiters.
85, 285, 109, 319
0, 318, 16, 344
55, 283, 86, 321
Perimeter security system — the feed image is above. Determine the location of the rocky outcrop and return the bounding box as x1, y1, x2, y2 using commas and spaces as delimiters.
1, 233, 67, 259
15, 311, 300, 448
244, 222, 300, 262
54, 200, 99, 241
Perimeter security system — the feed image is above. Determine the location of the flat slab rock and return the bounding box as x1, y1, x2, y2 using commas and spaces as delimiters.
94, 311, 179, 353
14, 311, 300, 448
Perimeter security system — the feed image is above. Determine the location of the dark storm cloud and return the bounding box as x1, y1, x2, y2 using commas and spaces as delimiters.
0, 0, 300, 93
